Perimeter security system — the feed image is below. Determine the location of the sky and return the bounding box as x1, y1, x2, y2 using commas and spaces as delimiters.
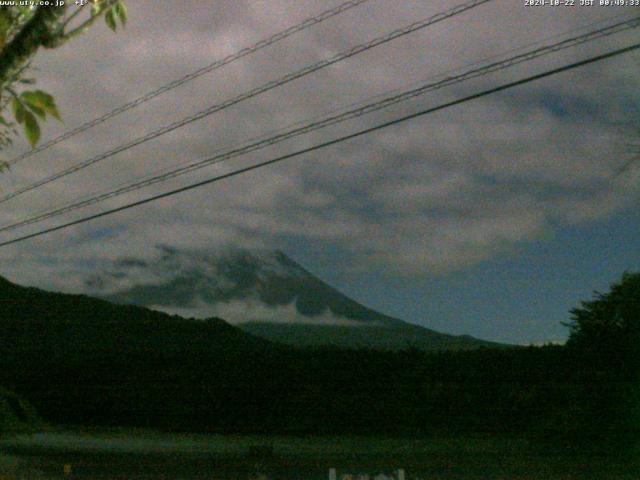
0, 0, 639, 344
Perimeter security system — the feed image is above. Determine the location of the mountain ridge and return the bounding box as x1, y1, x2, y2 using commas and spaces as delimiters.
85, 246, 500, 350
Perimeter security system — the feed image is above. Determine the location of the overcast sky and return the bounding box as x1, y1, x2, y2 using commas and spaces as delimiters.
0, 0, 639, 344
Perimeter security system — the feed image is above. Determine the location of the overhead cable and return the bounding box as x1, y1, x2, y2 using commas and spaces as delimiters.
1, 41, 637, 248
2, 16, 638, 235
0, 0, 492, 205
5, 0, 373, 167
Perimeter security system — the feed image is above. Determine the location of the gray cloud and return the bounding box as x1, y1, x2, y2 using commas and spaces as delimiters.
153, 297, 368, 326
0, 0, 638, 289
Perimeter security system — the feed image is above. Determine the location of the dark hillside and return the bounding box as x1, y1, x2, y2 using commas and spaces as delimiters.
0, 275, 635, 454
92, 247, 501, 351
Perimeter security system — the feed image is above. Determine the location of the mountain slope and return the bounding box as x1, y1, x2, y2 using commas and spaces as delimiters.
86, 246, 499, 350
0, 273, 279, 429
3, 273, 605, 443
0, 273, 272, 383
241, 322, 492, 351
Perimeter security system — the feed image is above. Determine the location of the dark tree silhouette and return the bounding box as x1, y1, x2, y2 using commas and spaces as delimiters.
561, 272, 640, 453
565, 271, 639, 373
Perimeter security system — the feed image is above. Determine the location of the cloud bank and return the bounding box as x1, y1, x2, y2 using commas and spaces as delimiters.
0, 0, 637, 290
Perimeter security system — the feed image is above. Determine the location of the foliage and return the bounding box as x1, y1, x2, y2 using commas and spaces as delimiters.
9, 89, 61, 148
0, 274, 636, 456
0, 1, 127, 165
565, 271, 639, 372
557, 272, 640, 452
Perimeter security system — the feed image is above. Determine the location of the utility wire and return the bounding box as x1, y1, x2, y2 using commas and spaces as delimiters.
35, 0, 630, 229
77, 10, 632, 207
1, 42, 638, 248
2, 16, 638, 235
0, 0, 492, 205
5, 0, 373, 167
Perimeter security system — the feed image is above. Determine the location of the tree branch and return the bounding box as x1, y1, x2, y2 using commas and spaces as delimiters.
0, 6, 66, 89
63, 0, 119, 40
61, 3, 88, 31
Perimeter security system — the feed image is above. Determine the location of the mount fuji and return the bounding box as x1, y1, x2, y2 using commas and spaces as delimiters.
85, 246, 499, 351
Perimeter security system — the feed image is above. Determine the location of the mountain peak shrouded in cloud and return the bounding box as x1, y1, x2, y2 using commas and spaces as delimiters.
83, 245, 499, 350
87, 245, 395, 325
0, 1, 635, 346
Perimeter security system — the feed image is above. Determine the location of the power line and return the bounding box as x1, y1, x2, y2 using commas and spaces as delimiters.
0, 0, 492, 206
2, 15, 638, 235
5, 0, 373, 167
1, 41, 637, 249
30, 0, 625, 233
76, 10, 633, 207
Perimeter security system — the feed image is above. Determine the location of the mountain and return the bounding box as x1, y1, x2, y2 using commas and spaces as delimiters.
85, 246, 499, 351
1, 272, 515, 434
2, 273, 615, 446
0, 273, 270, 371
0, 273, 280, 429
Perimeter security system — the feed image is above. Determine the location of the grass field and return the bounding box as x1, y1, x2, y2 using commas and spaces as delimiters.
0, 429, 637, 479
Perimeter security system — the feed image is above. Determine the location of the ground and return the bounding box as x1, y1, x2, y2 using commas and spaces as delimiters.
0, 429, 637, 479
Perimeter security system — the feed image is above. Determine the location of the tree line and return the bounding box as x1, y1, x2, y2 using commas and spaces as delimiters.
0, 272, 637, 455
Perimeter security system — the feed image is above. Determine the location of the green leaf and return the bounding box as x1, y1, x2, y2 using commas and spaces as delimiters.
22, 91, 45, 119
11, 98, 26, 124
46, 99, 62, 122
25, 102, 46, 119
115, 1, 127, 26
20, 90, 61, 121
16, 6, 32, 17
0, 9, 11, 47
105, 9, 117, 32
23, 111, 41, 147
21, 90, 46, 107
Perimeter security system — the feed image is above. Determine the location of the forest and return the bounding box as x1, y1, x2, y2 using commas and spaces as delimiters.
0, 273, 637, 456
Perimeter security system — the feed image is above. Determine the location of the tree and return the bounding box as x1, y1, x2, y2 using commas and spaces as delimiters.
0, 1, 127, 164
562, 272, 640, 453
565, 271, 640, 372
